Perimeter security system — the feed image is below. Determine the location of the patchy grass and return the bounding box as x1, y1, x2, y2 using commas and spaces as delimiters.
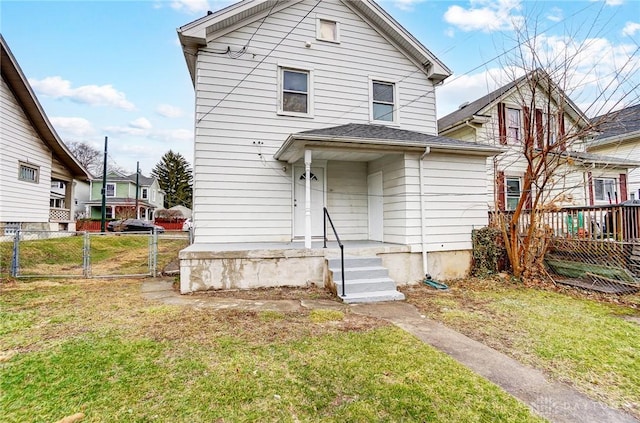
0, 278, 544, 422
402, 279, 640, 418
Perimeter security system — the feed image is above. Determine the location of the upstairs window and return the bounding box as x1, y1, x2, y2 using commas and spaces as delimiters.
106, 183, 116, 198
317, 18, 339, 42
371, 80, 396, 123
279, 68, 312, 116
506, 107, 521, 142
141, 187, 149, 200
18, 162, 39, 183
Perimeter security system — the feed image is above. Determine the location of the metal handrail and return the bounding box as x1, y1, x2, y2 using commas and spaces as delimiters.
323, 207, 345, 297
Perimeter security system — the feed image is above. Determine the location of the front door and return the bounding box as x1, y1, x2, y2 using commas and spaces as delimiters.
294, 166, 325, 238
368, 172, 383, 241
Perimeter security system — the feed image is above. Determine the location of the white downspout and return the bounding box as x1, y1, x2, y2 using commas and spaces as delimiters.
304, 149, 312, 249
419, 146, 431, 277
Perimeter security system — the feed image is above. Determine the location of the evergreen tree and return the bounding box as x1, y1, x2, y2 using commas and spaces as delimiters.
151, 150, 193, 208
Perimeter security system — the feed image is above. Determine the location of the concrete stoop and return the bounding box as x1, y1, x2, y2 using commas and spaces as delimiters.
326, 256, 405, 303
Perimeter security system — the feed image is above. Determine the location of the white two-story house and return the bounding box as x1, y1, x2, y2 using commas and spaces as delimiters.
438, 71, 638, 212
177, 0, 501, 299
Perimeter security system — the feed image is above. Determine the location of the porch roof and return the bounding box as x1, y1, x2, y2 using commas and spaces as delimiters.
84, 198, 156, 208
274, 123, 502, 163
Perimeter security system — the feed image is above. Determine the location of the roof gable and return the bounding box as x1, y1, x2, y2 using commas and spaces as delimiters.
178, 0, 451, 84
0, 35, 91, 181
438, 70, 588, 134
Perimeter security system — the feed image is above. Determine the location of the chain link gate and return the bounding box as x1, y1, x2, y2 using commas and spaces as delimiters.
3, 230, 159, 279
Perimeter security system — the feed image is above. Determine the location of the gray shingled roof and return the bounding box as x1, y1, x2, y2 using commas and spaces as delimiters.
105, 173, 155, 186
296, 123, 498, 151
591, 104, 640, 141
437, 76, 525, 132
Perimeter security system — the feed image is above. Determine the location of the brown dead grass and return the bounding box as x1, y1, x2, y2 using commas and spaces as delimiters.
1, 278, 387, 356
192, 285, 337, 301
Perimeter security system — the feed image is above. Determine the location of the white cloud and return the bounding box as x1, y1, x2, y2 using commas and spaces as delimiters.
546, 7, 563, 23
129, 117, 153, 130
605, 0, 624, 6
29, 76, 135, 111
104, 123, 192, 144
169, 0, 211, 14
443, 0, 524, 32
391, 0, 426, 12
445, 27, 456, 38
622, 22, 640, 36
156, 104, 184, 118
50, 116, 96, 138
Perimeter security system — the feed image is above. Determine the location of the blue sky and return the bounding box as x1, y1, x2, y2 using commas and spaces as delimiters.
2, 0, 638, 174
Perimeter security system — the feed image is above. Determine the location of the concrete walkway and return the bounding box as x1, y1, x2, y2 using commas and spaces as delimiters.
142, 279, 638, 423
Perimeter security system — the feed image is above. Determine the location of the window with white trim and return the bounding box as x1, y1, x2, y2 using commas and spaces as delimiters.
18, 162, 39, 183
594, 178, 616, 202
106, 183, 116, 198
371, 80, 396, 123
279, 68, 311, 116
506, 108, 521, 142
506, 177, 521, 211
317, 18, 339, 42
141, 187, 149, 200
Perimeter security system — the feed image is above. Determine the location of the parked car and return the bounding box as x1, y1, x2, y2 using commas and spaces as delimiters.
107, 219, 165, 233
182, 218, 192, 232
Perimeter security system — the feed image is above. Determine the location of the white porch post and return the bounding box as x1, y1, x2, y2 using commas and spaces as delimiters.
304, 149, 312, 249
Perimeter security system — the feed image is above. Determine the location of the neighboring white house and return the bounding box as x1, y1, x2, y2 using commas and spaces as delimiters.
587, 104, 640, 201
0, 34, 91, 234
177, 0, 501, 297
438, 71, 638, 211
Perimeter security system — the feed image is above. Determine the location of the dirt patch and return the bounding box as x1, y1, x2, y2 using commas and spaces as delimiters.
189, 285, 337, 302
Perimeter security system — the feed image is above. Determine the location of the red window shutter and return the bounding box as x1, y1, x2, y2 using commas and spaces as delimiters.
497, 171, 506, 211
587, 171, 594, 205
620, 173, 628, 201
497, 103, 507, 145
535, 109, 543, 149
522, 106, 531, 146
558, 112, 566, 151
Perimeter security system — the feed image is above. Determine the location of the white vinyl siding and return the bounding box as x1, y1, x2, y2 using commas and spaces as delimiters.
0, 77, 51, 223
421, 153, 489, 251
192, 0, 438, 243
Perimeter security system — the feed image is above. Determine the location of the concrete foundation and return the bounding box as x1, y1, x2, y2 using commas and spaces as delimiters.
179, 242, 473, 293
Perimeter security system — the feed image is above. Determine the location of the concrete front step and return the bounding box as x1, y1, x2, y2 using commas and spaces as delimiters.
339, 290, 406, 304
326, 256, 404, 303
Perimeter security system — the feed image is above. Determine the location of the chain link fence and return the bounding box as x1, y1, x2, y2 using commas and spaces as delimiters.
0, 230, 189, 279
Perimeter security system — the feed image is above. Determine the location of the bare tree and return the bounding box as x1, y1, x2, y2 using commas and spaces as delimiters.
489, 14, 639, 280
66, 141, 127, 176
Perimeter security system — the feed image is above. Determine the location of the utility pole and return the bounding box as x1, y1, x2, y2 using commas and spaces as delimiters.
135, 161, 140, 219
100, 136, 108, 232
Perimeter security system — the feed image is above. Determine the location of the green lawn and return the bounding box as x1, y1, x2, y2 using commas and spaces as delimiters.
0, 279, 544, 422
402, 280, 640, 418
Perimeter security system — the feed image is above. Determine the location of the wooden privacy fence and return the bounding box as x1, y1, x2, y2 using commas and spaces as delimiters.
76, 219, 186, 232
